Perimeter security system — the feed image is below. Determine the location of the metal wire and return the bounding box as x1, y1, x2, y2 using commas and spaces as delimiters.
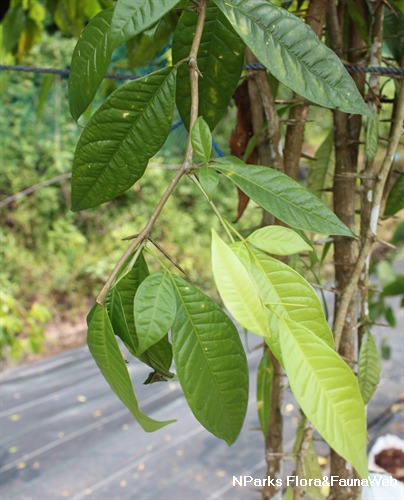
1, 62, 403, 79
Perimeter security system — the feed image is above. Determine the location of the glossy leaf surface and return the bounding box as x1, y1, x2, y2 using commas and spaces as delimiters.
87, 304, 175, 431
247, 226, 312, 255
211, 230, 269, 336
134, 271, 177, 355
279, 316, 368, 478
214, 158, 354, 236
110, 0, 179, 46
171, 275, 248, 445
172, 3, 245, 130
213, 0, 370, 116
71, 67, 177, 211
358, 331, 381, 404
68, 8, 114, 121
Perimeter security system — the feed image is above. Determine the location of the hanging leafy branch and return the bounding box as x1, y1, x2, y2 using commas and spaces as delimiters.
66, 0, 403, 488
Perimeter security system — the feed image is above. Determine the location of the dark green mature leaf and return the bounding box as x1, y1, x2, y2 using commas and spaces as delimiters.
278, 316, 368, 478
87, 304, 175, 431
71, 66, 177, 211
257, 350, 273, 439
365, 114, 379, 165
109, 0, 180, 45
172, 3, 245, 130
110, 254, 173, 377
134, 271, 177, 355
214, 157, 354, 236
213, 0, 370, 116
307, 130, 334, 200
171, 275, 249, 445
384, 7, 404, 64
68, 1, 179, 120
382, 275, 404, 296
68, 8, 114, 121
384, 174, 404, 216
358, 332, 381, 404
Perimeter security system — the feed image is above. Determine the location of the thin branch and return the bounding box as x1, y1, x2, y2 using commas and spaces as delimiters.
0, 173, 71, 209
334, 74, 404, 350
96, 0, 208, 305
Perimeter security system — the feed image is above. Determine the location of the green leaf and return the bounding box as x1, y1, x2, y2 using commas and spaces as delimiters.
87, 305, 175, 431
110, 255, 173, 378
302, 441, 326, 499
307, 129, 334, 201
214, 158, 354, 237
211, 230, 270, 336
346, 0, 370, 44
134, 271, 177, 355
191, 117, 212, 164
384, 174, 404, 216
358, 332, 381, 404
382, 275, 404, 296
365, 114, 379, 165
213, 0, 370, 116
68, 8, 114, 121
384, 7, 404, 64
1, 5, 26, 54
172, 3, 245, 130
36, 74, 55, 121
246, 226, 312, 255
109, 0, 180, 46
256, 350, 273, 439
68, 1, 179, 121
234, 244, 334, 362
198, 166, 220, 199
171, 275, 249, 445
71, 66, 177, 211
278, 316, 368, 478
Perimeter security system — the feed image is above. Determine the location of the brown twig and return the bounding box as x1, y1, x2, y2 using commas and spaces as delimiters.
95, 0, 208, 305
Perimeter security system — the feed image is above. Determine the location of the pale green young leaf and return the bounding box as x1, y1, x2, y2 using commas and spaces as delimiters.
214, 158, 355, 237
71, 66, 177, 211
358, 331, 381, 404
198, 167, 220, 200
171, 275, 248, 445
213, 0, 370, 116
211, 229, 270, 337
134, 271, 177, 356
278, 316, 368, 478
234, 244, 333, 362
87, 304, 175, 431
257, 350, 273, 439
247, 226, 312, 255
191, 117, 212, 164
